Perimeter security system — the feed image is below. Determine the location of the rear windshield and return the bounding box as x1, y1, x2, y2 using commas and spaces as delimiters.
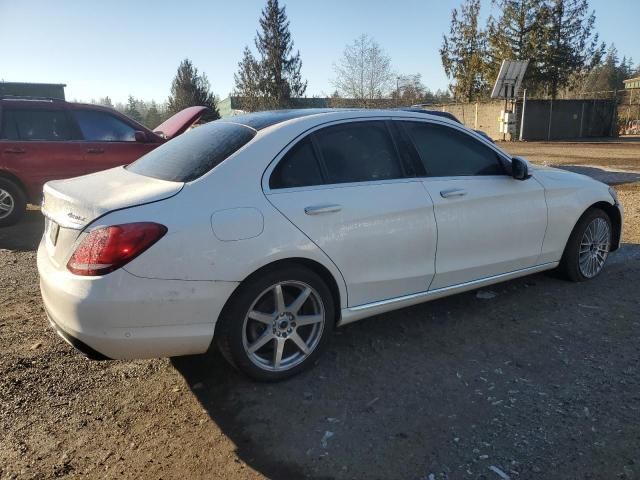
126, 121, 256, 182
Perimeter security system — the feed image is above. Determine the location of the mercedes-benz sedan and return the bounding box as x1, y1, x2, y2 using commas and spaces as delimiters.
37, 109, 623, 380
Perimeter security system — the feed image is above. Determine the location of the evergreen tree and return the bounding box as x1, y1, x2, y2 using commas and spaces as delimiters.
486, 0, 549, 95
98, 96, 113, 107
234, 0, 307, 111
440, 0, 490, 101
145, 100, 162, 128
234, 47, 265, 111
125, 95, 143, 123
167, 58, 220, 122
538, 0, 597, 98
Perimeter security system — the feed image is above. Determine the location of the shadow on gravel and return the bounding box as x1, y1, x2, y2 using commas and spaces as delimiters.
0, 209, 44, 251
172, 245, 640, 479
553, 165, 640, 185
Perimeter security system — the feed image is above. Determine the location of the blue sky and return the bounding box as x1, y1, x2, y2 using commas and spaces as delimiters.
1, 0, 637, 104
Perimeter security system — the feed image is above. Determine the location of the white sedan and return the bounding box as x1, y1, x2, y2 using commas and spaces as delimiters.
38, 109, 623, 380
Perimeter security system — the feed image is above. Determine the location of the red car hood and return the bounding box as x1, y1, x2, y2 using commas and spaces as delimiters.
153, 106, 208, 140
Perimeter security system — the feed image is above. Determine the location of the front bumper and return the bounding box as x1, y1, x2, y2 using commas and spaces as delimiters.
38, 240, 238, 360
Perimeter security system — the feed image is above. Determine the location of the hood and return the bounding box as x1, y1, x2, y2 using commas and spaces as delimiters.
42, 167, 183, 229
153, 106, 208, 140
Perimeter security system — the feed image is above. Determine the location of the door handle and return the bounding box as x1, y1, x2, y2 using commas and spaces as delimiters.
86, 148, 104, 154
440, 188, 467, 199
3, 148, 25, 154
304, 204, 342, 215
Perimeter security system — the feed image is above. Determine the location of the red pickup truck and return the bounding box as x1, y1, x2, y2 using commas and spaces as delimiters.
0, 97, 206, 226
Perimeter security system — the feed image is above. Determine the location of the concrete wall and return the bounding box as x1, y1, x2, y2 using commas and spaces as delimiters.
426, 99, 617, 141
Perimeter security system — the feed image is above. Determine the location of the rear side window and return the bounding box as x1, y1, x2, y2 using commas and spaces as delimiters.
315, 122, 403, 184
403, 122, 504, 176
270, 138, 323, 189
0, 109, 19, 140
3, 109, 72, 141
73, 110, 136, 141
127, 121, 256, 182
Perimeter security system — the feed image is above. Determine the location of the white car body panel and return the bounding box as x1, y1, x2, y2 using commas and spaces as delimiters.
36, 109, 623, 360
422, 174, 547, 289
267, 179, 437, 307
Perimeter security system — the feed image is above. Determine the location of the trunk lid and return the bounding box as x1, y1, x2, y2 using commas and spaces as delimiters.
41, 167, 183, 268
153, 106, 208, 140
42, 166, 183, 230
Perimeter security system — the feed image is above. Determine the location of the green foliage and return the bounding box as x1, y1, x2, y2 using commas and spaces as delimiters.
234, 0, 307, 111
486, 0, 549, 95
145, 101, 163, 129
440, 0, 490, 101
168, 58, 220, 121
125, 95, 143, 123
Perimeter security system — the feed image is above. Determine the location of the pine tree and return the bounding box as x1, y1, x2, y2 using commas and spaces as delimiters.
98, 96, 113, 108
440, 0, 490, 101
486, 0, 549, 95
125, 95, 143, 123
234, 0, 307, 111
539, 0, 597, 98
167, 58, 220, 122
145, 101, 162, 128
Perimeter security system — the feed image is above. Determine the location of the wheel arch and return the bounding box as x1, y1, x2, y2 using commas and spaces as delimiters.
219, 257, 344, 330
0, 170, 29, 199
584, 201, 622, 251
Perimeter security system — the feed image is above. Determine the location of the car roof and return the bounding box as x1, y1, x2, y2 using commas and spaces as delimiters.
220, 107, 461, 131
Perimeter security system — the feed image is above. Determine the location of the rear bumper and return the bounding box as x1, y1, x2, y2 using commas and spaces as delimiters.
37, 239, 238, 360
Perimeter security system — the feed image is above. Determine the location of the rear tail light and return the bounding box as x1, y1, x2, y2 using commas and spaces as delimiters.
67, 222, 167, 276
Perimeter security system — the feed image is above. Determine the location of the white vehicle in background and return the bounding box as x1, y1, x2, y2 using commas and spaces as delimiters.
37, 109, 623, 381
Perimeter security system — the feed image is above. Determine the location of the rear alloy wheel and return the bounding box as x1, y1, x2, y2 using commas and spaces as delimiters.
0, 179, 26, 227
216, 266, 334, 381
561, 208, 612, 282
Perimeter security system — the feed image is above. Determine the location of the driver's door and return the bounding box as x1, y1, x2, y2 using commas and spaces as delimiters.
398, 120, 548, 290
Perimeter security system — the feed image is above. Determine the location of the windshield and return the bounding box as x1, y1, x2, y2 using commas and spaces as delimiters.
127, 121, 256, 182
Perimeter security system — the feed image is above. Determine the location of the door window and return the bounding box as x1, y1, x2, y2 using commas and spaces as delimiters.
403, 122, 504, 176
270, 138, 324, 189
314, 121, 403, 184
73, 110, 137, 142
4, 109, 72, 141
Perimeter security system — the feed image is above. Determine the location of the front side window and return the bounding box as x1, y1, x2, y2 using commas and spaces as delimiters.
127, 121, 256, 182
403, 122, 504, 177
73, 110, 136, 142
315, 121, 403, 184
270, 138, 323, 189
5, 109, 72, 141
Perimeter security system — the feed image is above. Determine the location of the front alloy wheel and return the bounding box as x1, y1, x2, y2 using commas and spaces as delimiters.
561, 208, 612, 282
216, 266, 335, 381
578, 217, 610, 279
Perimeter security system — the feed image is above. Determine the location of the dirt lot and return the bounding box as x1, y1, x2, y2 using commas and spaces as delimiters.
1, 141, 639, 480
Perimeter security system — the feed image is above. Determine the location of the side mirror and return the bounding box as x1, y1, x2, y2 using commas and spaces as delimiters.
511, 156, 530, 180
134, 130, 147, 143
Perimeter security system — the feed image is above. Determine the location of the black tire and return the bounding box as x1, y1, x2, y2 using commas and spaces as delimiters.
560, 208, 612, 282
215, 265, 335, 381
0, 178, 26, 227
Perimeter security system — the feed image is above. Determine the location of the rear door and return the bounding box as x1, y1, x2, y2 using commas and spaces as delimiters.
70, 108, 158, 173
0, 104, 84, 200
398, 120, 547, 290
265, 120, 437, 307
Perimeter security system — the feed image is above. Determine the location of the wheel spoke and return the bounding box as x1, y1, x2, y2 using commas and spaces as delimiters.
296, 314, 323, 326
0, 191, 7, 202
273, 284, 286, 314
248, 310, 274, 324
289, 332, 310, 355
248, 331, 273, 353
272, 338, 285, 369
0, 203, 9, 212
288, 287, 311, 314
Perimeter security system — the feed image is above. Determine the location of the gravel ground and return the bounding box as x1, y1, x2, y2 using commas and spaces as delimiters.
1, 142, 639, 480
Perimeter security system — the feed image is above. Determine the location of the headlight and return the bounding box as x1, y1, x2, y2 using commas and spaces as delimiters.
608, 187, 619, 204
